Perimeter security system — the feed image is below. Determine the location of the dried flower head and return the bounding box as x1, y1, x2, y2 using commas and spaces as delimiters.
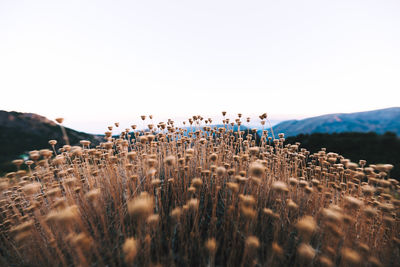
191, 178, 203, 188
72, 233, 93, 251
296, 215, 317, 239
297, 243, 315, 262
245, 236, 260, 250
341, 247, 361, 264
344, 196, 363, 209
249, 162, 265, 178
164, 155, 176, 166
188, 198, 199, 211
272, 181, 288, 193
272, 242, 284, 258
22, 182, 41, 195
319, 256, 333, 267
46, 205, 79, 223
85, 188, 101, 202
127, 192, 154, 218
146, 214, 160, 225
170, 207, 182, 220
123, 237, 138, 264
227, 182, 239, 193
216, 166, 226, 177
205, 238, 217, 254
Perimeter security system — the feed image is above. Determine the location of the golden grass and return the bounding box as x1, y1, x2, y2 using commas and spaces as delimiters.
0, 113, 399, 266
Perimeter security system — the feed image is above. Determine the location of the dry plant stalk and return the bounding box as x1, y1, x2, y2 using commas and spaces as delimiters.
0, 112, 398, 266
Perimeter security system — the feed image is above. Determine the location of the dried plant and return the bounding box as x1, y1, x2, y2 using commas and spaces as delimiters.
0, 112, 398, 266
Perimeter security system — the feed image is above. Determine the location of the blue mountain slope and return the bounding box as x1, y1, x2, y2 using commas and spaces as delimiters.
272, 107, 400, 137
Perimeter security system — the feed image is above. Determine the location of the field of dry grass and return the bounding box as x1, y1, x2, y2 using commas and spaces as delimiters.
0, 113, 399, 266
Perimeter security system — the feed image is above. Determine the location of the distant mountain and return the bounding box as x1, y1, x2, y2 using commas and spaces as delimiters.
0, 110, 101, 174
272, 107, 400, 137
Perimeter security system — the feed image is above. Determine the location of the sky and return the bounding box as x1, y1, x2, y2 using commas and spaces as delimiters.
0, 0, 399, 134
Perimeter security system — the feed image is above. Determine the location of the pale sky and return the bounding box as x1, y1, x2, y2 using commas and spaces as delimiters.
0, 0, 399, 134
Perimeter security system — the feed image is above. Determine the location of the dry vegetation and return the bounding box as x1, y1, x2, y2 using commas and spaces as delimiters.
0, 113, 399, 267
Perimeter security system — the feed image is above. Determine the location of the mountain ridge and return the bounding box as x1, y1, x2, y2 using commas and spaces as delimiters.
272, 107, 400, 137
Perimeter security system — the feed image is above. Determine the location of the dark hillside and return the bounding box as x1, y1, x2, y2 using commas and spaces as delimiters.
0, 111, 101, 174
285, 131, 400, 179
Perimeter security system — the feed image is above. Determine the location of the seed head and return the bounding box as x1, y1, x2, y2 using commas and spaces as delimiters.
272, 242, 284, 258
205, 238, 217, 254
188, 186, 196, 193
86, 188, 101, 202
321, 208, 342, 223
263, 208, 278, 219
362, 185, 375, 196
216, 166, 226, 177
287, 199, 298, 210
249, 147, 259, 155
344, 196, 363, 209
245, 236, 260, 251
249, 162, 265, 178
318, 256, 333, 267
240, 206, 256, 219
146, 214, 160, 225
379, 202, 394, 213
72, 233, 93, 251
15, 231, 31, 243
164, 155, 176, 166
22, 182, 41, 195
188, 198, 199, 211
227, 182, 239, 193
186, 148, 195, 155
151, 179, 161, 187
63, 177, 77, 187
170, 207, 182, 220
123, 237, 138, 264
341, 247, 361, 264
289, 177, 298, 186
240, 194, 256, 207
79, 140, 91, 147
368, 256, 382, 267
0, 181, 9, 190
48, 140, 57, 146
296, 216, 317, 239
191, 178, 203, 188
363, 206, 377, 218
209, 153, 218, 162
46, 205, 79, 223
297, 243, 315, 262
272, 181, 288, 193
127, 192, 154, 218
11, 220, 34, 234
